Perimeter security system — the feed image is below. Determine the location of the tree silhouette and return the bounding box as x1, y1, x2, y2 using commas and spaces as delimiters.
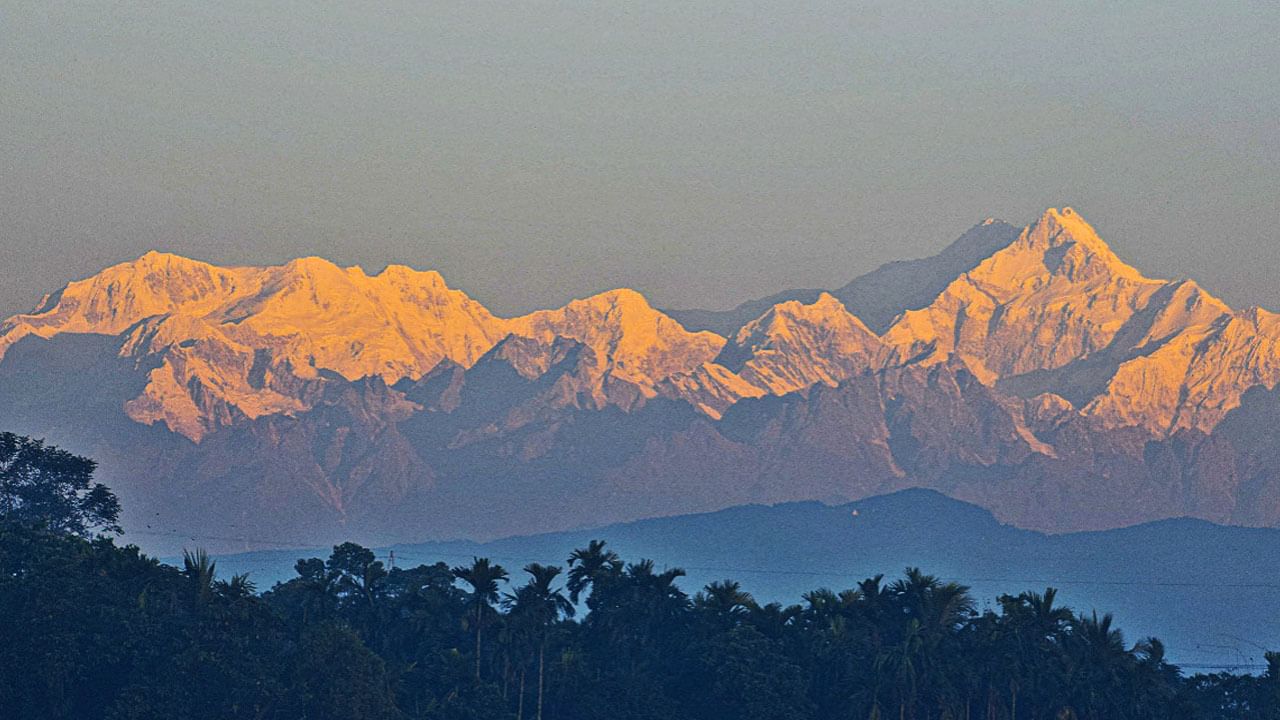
0, 432, 119, 536
1, 459, 1274, 720
452, 556, 508, 680
567, 539, 621, 605
505, 563, 575, 720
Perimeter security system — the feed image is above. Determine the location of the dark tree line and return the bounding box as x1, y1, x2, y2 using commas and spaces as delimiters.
2, 432, 1279, 719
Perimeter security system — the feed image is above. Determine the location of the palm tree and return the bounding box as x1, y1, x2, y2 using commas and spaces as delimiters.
566, 540, 621, 604
1027, 588, 1072, 634
745, 601, 800, 640
182, 548, 217, 605
505, 563, 575, 720
885, 568, 974, 718
875, 619, 923, 720
802, 587, 841, 619
625, 559, 688, 623
696, 579, 754, 624
452, 557, 508, 680
591, 559, 689, 675
891, 567, 975, 633
496, 610, 536, 719
999, 588, 1073, 718
1131, 636, 1183, 716
218, 573, 256, 599
855, 574, 893, 650
1067, 611, 1131, 720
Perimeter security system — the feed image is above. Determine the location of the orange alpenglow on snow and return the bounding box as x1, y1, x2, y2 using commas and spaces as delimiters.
4, 206, 1280, 441
0, 255, 721, 439
877, 208, 1280, 434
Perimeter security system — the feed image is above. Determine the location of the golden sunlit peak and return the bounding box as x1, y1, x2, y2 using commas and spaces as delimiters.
1033, 206, 1100, 241
810, 292, 847, 309
752, 292, 863, 331
137, 249, 177, 261
377, 263, 444, 279
1017, 206, 1141, 279
572, 287, 654, 313
129, 250, 215, 271
282, 255, 343, 273
9, 206, 1280, 444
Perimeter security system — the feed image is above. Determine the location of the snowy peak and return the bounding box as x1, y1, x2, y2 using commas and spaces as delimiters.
1021, 207, 1144, 282
714, 293, 882, 395
880, 208, 1166, 383
872, 207, 1280, 434
1, 251, 251, 352
665, 216, 1022, 338
656, 293, 887, 416
512, 289, 725, 378
0, 254, 721, 438
963, 206, 1147, 302
506, 288, 726, 407
822, 217, 1022, 335
0, 253, 478, 439
731, 292, 874, 348
224, 257, 508, 383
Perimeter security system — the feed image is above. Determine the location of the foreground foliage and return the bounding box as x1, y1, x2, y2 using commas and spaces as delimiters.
2, 434, 1279, 719
2, 523, 1278, 720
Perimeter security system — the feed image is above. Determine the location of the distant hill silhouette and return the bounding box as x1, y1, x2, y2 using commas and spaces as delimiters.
214, 488, 1280, 671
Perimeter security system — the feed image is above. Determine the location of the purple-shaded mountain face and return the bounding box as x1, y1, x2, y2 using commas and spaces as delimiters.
6, 208, 1280, 552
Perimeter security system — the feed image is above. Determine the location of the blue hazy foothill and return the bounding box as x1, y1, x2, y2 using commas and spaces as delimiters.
209, 488, 1280, 671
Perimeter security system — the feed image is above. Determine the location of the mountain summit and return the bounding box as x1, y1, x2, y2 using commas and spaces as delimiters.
879, 208, 1280, 433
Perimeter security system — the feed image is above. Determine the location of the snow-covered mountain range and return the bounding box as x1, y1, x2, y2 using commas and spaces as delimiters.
6, 208, 1280, 551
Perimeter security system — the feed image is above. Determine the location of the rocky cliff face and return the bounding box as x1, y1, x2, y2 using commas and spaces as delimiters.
6, 207, 1280, 550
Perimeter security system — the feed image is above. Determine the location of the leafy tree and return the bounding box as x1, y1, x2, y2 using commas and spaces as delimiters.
0, 432, 120, 536
284, 624, 403, 720
689, 624, 812, 720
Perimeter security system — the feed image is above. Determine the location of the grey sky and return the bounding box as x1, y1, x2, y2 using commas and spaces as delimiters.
2, 2, 1278, 318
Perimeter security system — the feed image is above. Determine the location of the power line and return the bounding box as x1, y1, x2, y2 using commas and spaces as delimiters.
366, 549, 1280, 674
1172, 666, 1264, 671
386, 548, 1280, 592
131, 526, 1280, 592
127, 528, 325, 551
182, 542, 1278, 673
201, 539, 1280, 592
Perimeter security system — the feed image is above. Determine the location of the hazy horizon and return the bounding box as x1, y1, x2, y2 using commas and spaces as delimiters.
3, 2, 1279, 318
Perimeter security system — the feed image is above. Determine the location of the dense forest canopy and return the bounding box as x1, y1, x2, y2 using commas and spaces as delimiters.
1, 432, 1278, 719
